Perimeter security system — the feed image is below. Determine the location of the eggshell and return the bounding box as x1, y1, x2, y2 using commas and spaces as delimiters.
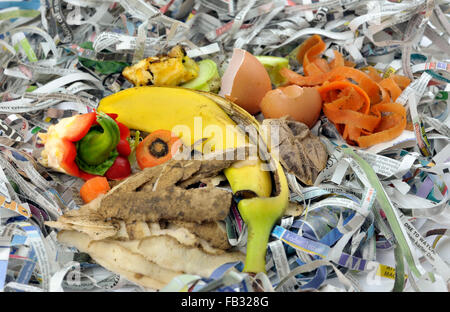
219, 49, 272, 115
260, 85, 323, 128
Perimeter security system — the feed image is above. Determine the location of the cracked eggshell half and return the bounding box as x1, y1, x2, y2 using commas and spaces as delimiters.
219, 48, 272, 115
260, 85, 323, 129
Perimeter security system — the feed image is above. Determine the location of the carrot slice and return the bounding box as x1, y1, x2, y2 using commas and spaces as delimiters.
333, 94, 351, 108
329, 50, 345, 69
343, 125, 349, 140
335, 67, 382, 104
281, 66, 385, 104
317, 81, 371, 110
331, 89, 362, 111
313, 58, 331, 73
329, 75, 347, 82
280, 67, 337, 86
305, 63, 326, 76
296, 34, 322, 66
365, 66, 382, 83
324, 105, 380, 131
347, 87, 366, 112
301, 35, 327, 76
348, 126, 362, 141
80, 176, 110, 204
328, 89, 341, 102
304, 37, 326, 64
379, 78, 402, 102
319, 81, 381, 138
391, 75, 411, 89
136, 129, 182, 169
356, 103, 407, 148
375, 114, 400, 132
344, 60, 356, 67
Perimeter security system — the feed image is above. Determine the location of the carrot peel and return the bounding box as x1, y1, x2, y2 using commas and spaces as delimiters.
80, 176, 110, 204
284, 34, 411, 148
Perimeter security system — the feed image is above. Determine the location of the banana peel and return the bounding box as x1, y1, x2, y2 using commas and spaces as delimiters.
199, 92, 289, 273
97, 86, 289, 273
227, 162, 289, 273
98, 86, 248, 153
223, 160, 271, 198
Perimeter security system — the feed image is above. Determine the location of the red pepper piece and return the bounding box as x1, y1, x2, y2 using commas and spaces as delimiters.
92, 113, 118, 125
59, 139, 79, 177
62, 112, 96, 142
106, 113, 118, 120
78, 170, 101, 181
116, 139, 131, 157
116, 121, 130, 139
105, 156, 131, 180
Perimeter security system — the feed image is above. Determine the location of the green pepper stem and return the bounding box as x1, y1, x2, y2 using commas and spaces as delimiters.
243, 220, 274, 274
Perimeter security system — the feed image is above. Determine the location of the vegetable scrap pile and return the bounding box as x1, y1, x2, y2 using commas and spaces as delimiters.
0, 0, 449, 293
281, 34, 410, 148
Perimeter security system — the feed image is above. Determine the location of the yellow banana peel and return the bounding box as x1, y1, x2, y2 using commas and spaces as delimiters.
227, 161, 289, 273
97, 86, 288, 273
224, 160, 272, 198
98, 87, 248, 152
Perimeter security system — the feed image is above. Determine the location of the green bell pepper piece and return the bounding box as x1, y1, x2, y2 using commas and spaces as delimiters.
77, 113, 120, 166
